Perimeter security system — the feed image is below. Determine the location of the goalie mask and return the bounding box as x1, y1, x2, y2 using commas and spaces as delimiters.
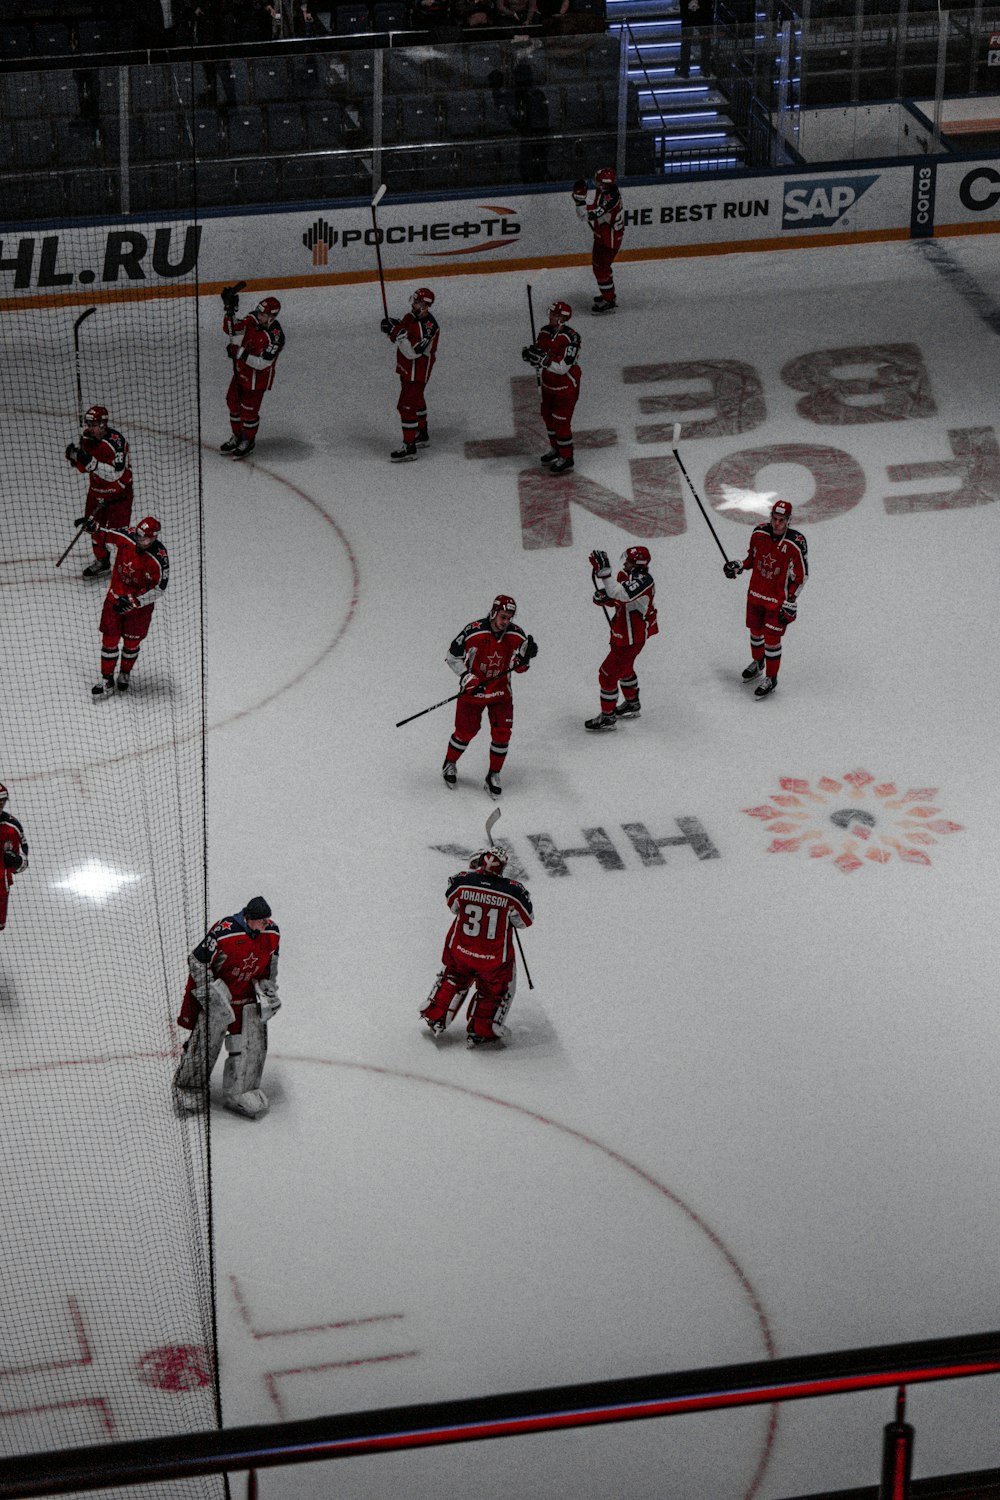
621, 545, 651, 574
471, 846, 508, 876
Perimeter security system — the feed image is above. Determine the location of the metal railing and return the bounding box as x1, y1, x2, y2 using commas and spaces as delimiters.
1, 1328, 1000, 1497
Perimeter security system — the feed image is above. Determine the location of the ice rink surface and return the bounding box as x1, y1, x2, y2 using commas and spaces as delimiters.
5, 231, 1000, 1498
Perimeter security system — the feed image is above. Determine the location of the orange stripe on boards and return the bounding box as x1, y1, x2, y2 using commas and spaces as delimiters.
6, 220, 993, 315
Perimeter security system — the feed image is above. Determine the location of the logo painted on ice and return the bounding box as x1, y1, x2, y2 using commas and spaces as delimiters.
781, 176, 879, 230
743, 769, 964, 872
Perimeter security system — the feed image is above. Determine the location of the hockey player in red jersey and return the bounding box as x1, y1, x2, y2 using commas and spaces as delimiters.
724, 499, 808, 698
221, 291, 285, 458
65, 405, 134, 580
85, 514, 169, 697
442, 594, 538, 798
572, 166, 625, 314
0, 784, 28, 934
585, 545, 658, 730
521, 300, 581, 475
421, 844, 533, 1048
174, 895, 281, 1118
381, 287, 440, 463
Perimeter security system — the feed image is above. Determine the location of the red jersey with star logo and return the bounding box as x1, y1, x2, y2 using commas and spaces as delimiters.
177, 911, 280, 1029
740, 523, 808, 611
92, 525, 169, 609
446, 617, 530, 701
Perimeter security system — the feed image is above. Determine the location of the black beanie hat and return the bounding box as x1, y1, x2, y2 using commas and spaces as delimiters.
243, 896, 271, 921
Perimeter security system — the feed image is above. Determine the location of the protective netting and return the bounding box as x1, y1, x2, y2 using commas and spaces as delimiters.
0, 205, 223, 1498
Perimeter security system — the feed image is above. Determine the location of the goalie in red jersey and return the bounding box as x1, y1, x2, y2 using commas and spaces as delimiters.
0, 784, 28, 934
441, 594, 538, 799
85, 515, 169, 697
173, 896, 281, 1118
585, 545, 658, 731
723, 499, 808, 698
65, 405, 134, 580
521, 299, 581, 475
221, 291, 285, 459
572, 166, 625, 314
420, 844, 533, 1048
381, 287, 440, 463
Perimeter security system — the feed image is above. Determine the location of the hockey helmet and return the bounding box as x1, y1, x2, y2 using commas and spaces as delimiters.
135, 515, 161, 540
0, 783, 7, 810
255, 296, 281, 318
412, 287, 435, 307
549, 299, 572, 322
622, 545, 651, 573
771, 500, 793, 521
472, 846, 508, 876
490, 594, 517, 621
84, 405, 109, 429
594, 166, 617, 188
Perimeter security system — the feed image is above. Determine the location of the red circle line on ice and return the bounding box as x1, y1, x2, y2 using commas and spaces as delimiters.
743, 769, 965, 873
285, 1053, 780, 1500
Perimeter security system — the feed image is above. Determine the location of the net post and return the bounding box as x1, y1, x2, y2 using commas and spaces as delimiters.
878, 1385, 914, 1500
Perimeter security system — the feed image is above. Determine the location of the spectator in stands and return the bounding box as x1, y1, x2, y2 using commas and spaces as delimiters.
411, 0, 454, 33
178, 1, 238, 102
496, 0, 538, 26
535, 0, 570, 30
453, 0, 494, 27
677, 0, 713, 78
294, 1, 328, 33
511, 59, 549, 180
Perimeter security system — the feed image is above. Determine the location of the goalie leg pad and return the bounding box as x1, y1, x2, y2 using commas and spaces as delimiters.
421, 968, 468, 1030
173, 1000, 230, 1097
222, 1004, 269, 1118
467, 969, 516, 1040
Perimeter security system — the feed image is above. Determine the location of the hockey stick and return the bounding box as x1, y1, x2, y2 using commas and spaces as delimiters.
592, 566, 613, 626
485, 809, 533, 990
73, 306, 96, 428
371, 183, 389, 322
526, 282, 540, 388
55, 499, 107, 570
671, 422, 733, 565
395, 666, 515, 729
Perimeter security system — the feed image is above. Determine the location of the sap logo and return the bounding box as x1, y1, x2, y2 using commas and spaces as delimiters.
782, 177, 879, 230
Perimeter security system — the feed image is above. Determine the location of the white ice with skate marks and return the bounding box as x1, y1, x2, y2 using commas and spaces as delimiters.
5, 235, 1000, 1499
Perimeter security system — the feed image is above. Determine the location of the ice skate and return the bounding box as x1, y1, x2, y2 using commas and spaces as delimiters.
539, 449, 559, 465
116, 675, 130, 692
422, 1014, 446, 1038
742, 660, 763, 681
484, 770, 502, 799
585, 712, 617, 731
442, 760, 457, 789
82, 556, 110, 579
232, 437, 255, 458
754, 676, 777, 699
614, 697, 641, 719
219, 435, 240, 453
549, 456, 574, 475
390, 443, 418, 463
591, 297, 617, 315
467, 1030, 506, 1050
415, 429, 429, 446
91, 678, 114, 698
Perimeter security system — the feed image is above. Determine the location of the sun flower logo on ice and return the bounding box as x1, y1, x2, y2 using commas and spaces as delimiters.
743, 770, 964, 873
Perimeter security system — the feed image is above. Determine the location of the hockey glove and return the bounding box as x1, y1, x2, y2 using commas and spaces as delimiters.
571, 179, 588, 205
221, 287, 240, 315
3, 848, 22, 871
113, 593, 138, 615
380, 316, 395, 335
723, 560, 743, 578
65, 443, 80, 464
589, 548, 612, 578
587, 209, 601, 228
778, 601, 797, 625
413, 335, 430, 356
460, 671, 482, 695
521, 345, 544, 368
519, 634, 538, 663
